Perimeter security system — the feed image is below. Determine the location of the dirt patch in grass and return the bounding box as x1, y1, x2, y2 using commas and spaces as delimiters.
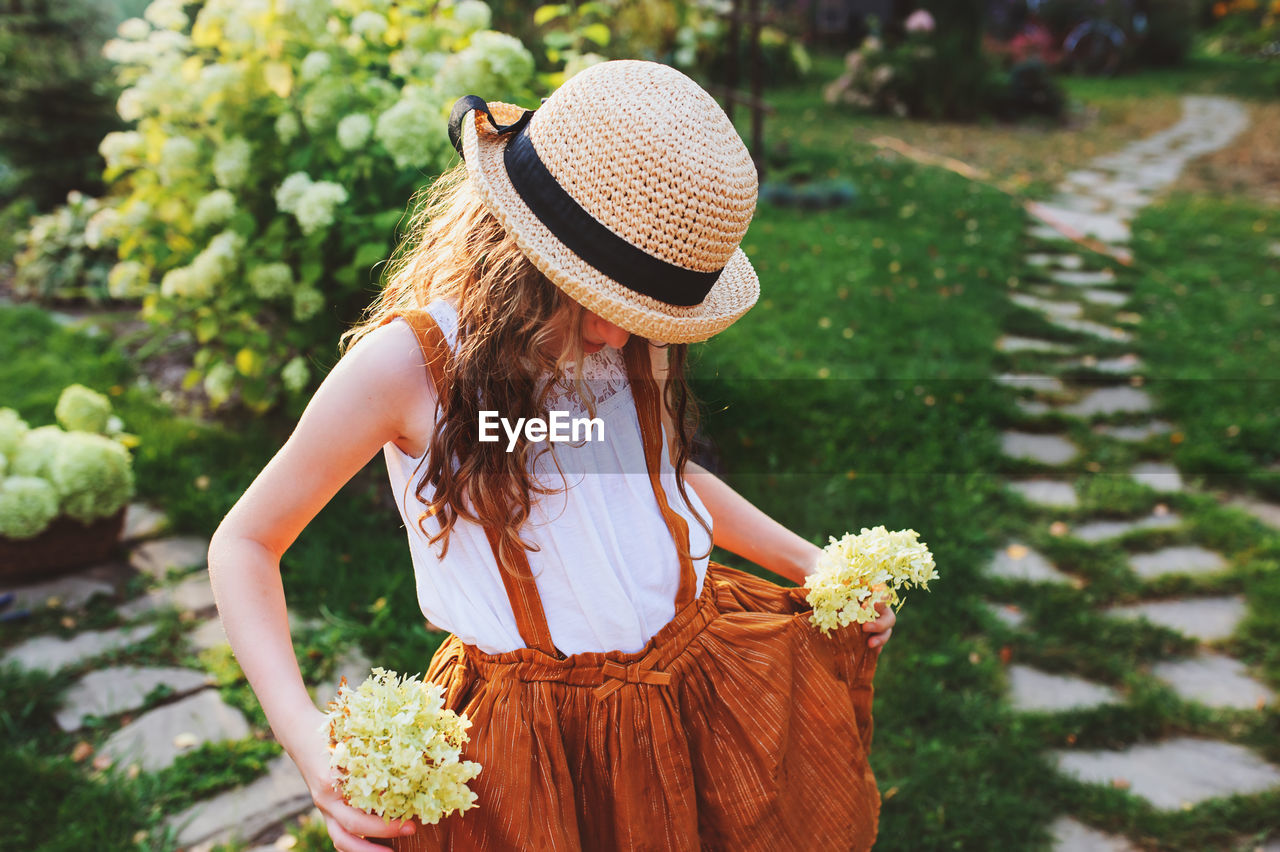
1169, 99, 1280, 208
816, 93, 1185, 199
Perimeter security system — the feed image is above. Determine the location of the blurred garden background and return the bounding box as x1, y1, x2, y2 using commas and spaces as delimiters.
1, 0, 1278, 849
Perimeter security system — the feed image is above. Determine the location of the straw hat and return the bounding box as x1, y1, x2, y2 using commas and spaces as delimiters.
448, 60, 760, 344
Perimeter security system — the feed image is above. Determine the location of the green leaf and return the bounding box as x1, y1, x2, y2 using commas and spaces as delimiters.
544, 31, 573, 50
299, 259, 323, 286
195, 315, 219, 343
534, 4, 569, 26
354, 242, 388, 269
581, 23, 610, 47
235, 347, 264, 377
373, 208, 405, 234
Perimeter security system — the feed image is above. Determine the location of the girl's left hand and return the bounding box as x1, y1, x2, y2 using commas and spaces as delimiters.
861, 600, 895, 650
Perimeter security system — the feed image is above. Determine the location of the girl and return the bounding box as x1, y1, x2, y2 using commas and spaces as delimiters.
209, 60, 894, 852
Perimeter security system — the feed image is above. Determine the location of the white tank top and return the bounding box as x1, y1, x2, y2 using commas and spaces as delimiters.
382, 298, 711, 655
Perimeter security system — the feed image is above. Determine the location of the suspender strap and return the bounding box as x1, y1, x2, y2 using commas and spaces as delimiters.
621, 338, 699, 611
395, 308, 561, 657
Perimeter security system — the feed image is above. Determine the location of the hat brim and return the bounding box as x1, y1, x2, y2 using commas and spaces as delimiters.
461, 102, 760, 345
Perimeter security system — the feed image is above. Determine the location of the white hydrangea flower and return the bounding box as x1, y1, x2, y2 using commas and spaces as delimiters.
293, 182, 348, 235
300, 50, 333, 81
275, 172, 314, 213
213, 137, 252, 189
293, 287, 324, 320
117, 88, 145, 122
160, 265, 205, 299
375, 93, 448, 170
194, 189, 237, 228
351, 11, 388, 41
194, 62, 245, 106
276, 112, 302, 144
203, 362, 236, 406
117, 17, 151, 40
564, 52, 607, 79
120, 199, 152, 228
280, 0, 330, 36
146, 28, 190, 56
108, 261, 151, 299
248, 262, 294, 299
434, 31, 534, 99
282, 356, 310, 392
85, 207, 121, 249
337, 113, 372, 150
144, 0, 189, 31
103, 37, 150, 65
158, 135, 200, 185
99, 131, 146, 170
452, 0, 492, 33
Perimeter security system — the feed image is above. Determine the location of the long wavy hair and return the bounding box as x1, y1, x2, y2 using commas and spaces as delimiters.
340, 162, 712, 577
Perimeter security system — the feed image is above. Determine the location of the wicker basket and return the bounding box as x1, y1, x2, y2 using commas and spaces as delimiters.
0, 509, 126, 584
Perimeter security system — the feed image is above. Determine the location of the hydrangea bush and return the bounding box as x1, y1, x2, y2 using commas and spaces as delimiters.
13, 191, 121, 304
95, 0, 542, 412
0, 386, 135, 540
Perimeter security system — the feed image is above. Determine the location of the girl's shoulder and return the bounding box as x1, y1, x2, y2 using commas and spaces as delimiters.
342, 318, 441, 438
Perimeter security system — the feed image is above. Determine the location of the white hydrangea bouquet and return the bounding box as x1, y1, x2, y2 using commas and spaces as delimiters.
324, 667, 482, 825
804, 526, 938, 636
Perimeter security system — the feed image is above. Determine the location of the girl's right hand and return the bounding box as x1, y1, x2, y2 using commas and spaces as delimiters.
289, 706, 418, 851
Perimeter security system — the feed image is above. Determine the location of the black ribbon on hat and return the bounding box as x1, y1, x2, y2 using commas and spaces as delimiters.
448, 95, 721, 308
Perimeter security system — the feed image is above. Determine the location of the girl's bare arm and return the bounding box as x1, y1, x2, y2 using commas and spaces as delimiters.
650, 343, 895, 646
207, 319, 429, 849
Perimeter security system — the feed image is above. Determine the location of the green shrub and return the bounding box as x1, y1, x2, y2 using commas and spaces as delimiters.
0, 387, 135, 536
13, 191, 120, 304
95, 0, 544, 413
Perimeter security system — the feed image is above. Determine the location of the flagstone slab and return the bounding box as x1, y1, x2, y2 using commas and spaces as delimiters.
1150, 651, 1275, 710
1228, 496, 1280, 530
119, 570, 217, 619
129, 536, 209, 579
1095, 421, 1174, 442
99, 688, 251, 773
122, 503, 169, 542
997, 335, 1074, 354
1079, 288, 1129, 307
56, 665, 213, 731
996, 373, 1064, 392
1048, 269, 1119, 287
1067, 510, 1182, 542
2, 623, 157, 672
187, 618, 230, 652
1061, 387, 1154, 418
1128, 546, 1228, 581
1105, 594, 1247, 642
1046, 192, 1109, 215
1051, 736, 1280, 810
1029, 224, 1073, 242
985, 600, 1027, 629
3, 574, 115, 612
1064, 169, 1109, 189
1074, 354, 1145, 374
1026, 252, 1084, 270
1011, 293, 1084, 319
1029, 204, 1131, 244
1008, 479, 1079, 509
1049, 815, 1138, 852
1002, 432, 1079, 466
1046, 316, 1134, 342
987, 543, 1073, 585
1007, 664, 1123, 713
165, 753, 313, 848
1130, 462, 1184, 494
1016, 399, 1053, 416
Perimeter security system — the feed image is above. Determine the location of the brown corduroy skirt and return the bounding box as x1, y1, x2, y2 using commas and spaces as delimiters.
387, 559, 881, 851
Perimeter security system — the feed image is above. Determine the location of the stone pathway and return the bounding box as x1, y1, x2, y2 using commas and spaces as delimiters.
0, 505, 362, 850
986, 95, 1280, 849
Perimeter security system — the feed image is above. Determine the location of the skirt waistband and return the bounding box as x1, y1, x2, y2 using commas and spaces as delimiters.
460, 563, 723, 697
